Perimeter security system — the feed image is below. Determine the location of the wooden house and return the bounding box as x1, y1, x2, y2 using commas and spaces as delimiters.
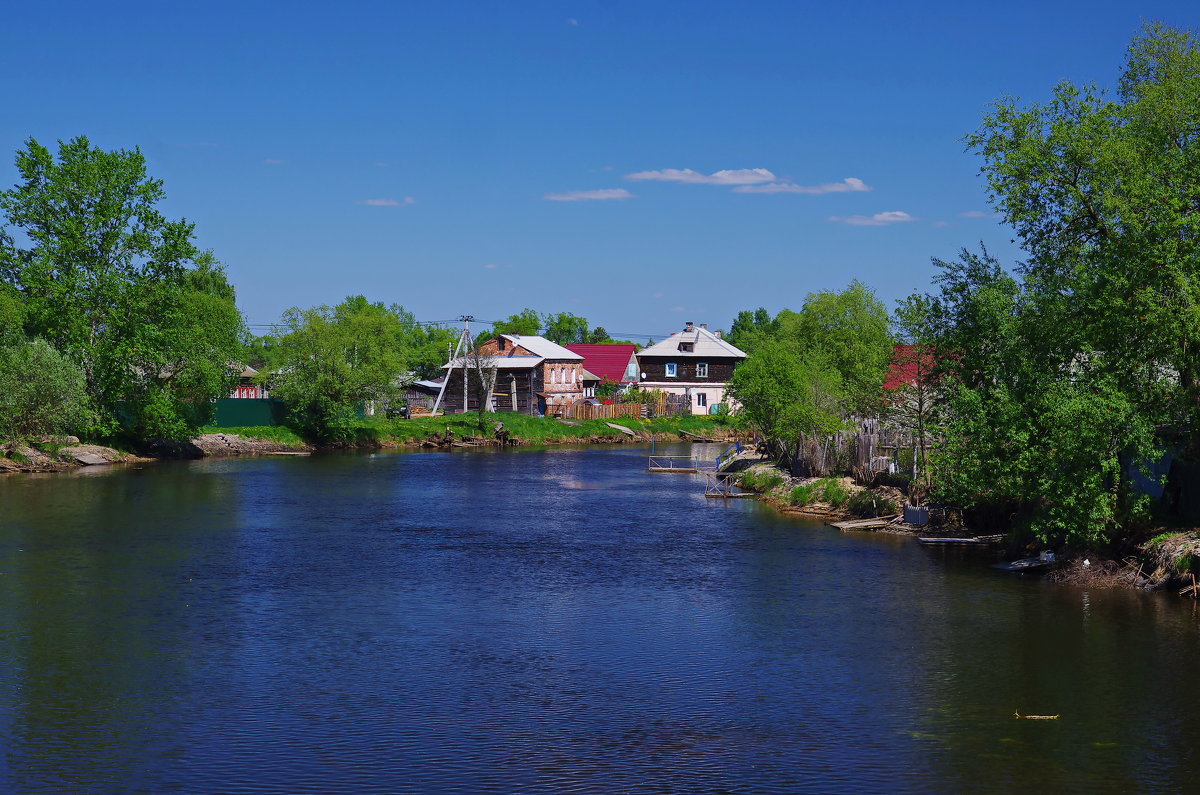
635, 322, 747, 414
439, 334, 586, 415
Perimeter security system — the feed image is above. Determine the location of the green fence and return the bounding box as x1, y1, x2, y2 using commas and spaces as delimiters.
211, 398, 288, 428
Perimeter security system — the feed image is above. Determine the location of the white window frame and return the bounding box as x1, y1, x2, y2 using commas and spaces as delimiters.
696, 392, 707, 407
696, 362, 708, 378
665, 363, 677, 378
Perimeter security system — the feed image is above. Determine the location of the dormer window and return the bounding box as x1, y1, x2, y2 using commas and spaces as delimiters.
679, 342, 694, 353
498, 337, 506, 351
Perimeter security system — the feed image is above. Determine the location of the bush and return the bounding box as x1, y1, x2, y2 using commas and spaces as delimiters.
0, 339, 95, 440
790, 483, 817, 505
847, 490, 898, 518
821, 479, 849, 508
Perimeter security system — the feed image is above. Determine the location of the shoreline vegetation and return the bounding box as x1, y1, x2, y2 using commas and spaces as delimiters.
0, 413, 743, 473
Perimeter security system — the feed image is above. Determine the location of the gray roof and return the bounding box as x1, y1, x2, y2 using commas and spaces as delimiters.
500, 334, 583, 360
637, 324, 747, 359
442, 355, 543, 370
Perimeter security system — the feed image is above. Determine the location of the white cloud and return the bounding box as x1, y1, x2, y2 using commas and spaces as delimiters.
931, 220, 951, 228
733, 177, 871, 195
543, 188, 633, 201
358, 197, 416, 206
671, 306, 686, 312
483, 263, 498, 269
959, 210, 1000, 219
568, 17, 579, 25
625, 168, 776, 185
827, 211, 917, 226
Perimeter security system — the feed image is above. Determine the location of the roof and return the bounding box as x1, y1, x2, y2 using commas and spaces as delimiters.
500, 334, 583, 360
636, 324, 747, 359
443, 355, 542, 370
883, 344, 938, 390
580, 368, 601, 382
564, 344, 639, 383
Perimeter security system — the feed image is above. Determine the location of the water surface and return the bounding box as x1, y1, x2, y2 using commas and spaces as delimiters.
2, 445, 1198, 792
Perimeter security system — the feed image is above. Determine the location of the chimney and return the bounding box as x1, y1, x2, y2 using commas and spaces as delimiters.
699, 323, 707, 330
685, 321, 694, 332
714, 330, 722, 338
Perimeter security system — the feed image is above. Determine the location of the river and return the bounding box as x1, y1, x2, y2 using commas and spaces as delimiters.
1, 444, 1198, 792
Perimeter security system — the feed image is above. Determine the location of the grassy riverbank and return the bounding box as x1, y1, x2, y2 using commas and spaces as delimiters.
208, 412, 740, 449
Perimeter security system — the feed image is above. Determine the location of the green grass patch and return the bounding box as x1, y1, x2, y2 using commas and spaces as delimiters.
200, 425, 306, 446
820, 479, 849, 508
361, 412, 730, 446
738, 469, 785, 492
789, 482, 818, 505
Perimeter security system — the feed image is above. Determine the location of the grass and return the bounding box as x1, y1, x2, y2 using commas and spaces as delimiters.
847, 489, 898, 518
201, 412, 734, 448
738, 469, 785, 492
199, 425, 307, 446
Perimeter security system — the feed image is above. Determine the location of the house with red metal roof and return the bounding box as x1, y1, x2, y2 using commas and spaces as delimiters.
563, 344, 639, 387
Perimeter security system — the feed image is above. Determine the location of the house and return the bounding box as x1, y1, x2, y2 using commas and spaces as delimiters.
635, 322, 747, 414
229, 365, 268, 399
563, 344, 640, 389
438, 334, 585, 415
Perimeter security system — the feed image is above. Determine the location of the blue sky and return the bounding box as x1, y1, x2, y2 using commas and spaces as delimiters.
3, 1, 1197, 341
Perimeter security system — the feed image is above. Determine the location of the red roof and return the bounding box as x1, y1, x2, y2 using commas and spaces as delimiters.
883, 344, 937, 390
564, 344, 638, 383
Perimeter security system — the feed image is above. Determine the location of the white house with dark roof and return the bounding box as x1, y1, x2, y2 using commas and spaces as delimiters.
635, 322, 747, 414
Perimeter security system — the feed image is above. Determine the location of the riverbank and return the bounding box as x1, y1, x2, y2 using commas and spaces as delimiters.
733, 458, 1200, 599
1, 413, 742, 473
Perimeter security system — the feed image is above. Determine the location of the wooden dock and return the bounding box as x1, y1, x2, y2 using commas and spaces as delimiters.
828, 516, 900, 531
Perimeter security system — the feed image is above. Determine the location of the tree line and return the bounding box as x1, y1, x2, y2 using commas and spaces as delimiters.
728, 23, 1200, 549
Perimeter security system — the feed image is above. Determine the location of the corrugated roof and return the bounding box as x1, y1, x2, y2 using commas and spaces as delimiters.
564, 344, 639, 383
442, 356, 542, 370
637, 324, 747, 359
501, 334, 583, 360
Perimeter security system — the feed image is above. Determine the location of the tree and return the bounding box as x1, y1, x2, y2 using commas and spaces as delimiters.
966, 23, 1200, 433
269, 296, 409, 442
541, 312, 590, 345
777, 281, 892, 416
493, 308, 541, 337
0, 136, 243, 440
0, 339, 95, 440
726, 307, 778, 353
728, 338, 844, 467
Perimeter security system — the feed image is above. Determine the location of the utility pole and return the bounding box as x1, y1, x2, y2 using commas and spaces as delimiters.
430, 315, 473, 415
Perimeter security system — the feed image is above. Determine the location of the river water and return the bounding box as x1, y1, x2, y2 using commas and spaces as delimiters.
1, 444, 1199, 792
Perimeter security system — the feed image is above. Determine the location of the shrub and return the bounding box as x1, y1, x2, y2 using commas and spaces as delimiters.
847, 490, 899, 518
821, 478, 849, 508
790, 483, 817, 505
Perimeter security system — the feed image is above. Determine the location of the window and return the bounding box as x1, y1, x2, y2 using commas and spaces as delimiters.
696, 392, 707, 408
680, 342, 694, 352
665, 363, 677, 377
696, 362, 708, 378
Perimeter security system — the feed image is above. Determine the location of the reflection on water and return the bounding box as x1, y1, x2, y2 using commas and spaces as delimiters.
1, 445, 1199, 792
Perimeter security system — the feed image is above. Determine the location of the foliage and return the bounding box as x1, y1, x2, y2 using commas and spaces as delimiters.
820, 478, 849, 508
847, 489, 896, 517
777, 281, 893, 416
728, 338, 844, 465
268, 296, 409, 443
738, 469, 785, 492
726, 307, 778, 353
0, 136, 243, 441
492, 308, 542, 336
0, 339, 95, 440
925, 24, 1200, 545
0, 286, 22, 346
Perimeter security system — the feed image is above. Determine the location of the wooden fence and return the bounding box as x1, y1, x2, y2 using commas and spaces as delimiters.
557, 402, 645, 420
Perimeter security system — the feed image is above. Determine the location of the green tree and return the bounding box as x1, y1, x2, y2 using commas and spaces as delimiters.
269, 296, 409, 442
0, 136, 243, 440
726, 307, 778, 353
541, 311, 589, 345
966, 23, 1200, 433
728, 338, 844, 467
778, 281, 892, 415
493, 308, 541, 337
0, 339, 95, 440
